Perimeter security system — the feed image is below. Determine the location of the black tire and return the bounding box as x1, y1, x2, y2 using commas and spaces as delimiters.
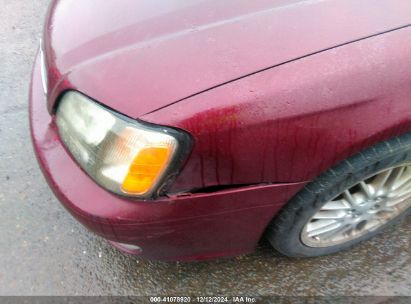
266, 133, 411, 257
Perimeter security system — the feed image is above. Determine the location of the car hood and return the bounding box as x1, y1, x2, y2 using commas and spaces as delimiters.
44, 0, 411, 118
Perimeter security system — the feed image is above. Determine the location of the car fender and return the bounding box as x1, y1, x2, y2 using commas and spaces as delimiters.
142, 26, 411, 194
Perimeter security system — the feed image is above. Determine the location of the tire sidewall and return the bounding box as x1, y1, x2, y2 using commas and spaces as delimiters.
268, 137, 411, 257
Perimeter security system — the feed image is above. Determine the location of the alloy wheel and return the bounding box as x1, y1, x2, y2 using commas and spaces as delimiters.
301, 165, 411, 247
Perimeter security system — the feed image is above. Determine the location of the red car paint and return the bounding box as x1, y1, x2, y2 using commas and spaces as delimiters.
30, 0, 411, 260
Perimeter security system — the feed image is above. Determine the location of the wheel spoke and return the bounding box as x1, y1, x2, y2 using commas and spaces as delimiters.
343, 190, 356, 206
393, 166, 405, 184
359, 181, 373, 198
312, 210, 347, 220
307, 221, 342, 238
387, 166, 406, 190
391, 175, 411, 194
322, 199, 351, 210
389, 188, 411, 200
373, 168, 393, 192
382, 206, 396, 213
306, 219, 337, 232
317, 223, 353, 240
387, 190, 411, 207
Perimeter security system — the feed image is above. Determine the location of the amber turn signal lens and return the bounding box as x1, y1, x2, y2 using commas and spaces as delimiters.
122, 147, 172, 195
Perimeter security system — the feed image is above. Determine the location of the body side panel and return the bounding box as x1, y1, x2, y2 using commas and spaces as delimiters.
143, 27, 411, 192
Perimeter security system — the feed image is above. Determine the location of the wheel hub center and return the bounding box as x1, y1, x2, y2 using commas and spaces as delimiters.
353, 196, 385, 215
364, 196, 384, 213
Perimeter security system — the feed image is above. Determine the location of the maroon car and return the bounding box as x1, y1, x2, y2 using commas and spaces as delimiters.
30, 0, 411, 261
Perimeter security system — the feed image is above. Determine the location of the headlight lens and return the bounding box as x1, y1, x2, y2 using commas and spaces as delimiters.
56, 91, 187, 198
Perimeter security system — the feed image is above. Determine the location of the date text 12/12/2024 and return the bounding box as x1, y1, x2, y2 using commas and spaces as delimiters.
149, 296, 257, 303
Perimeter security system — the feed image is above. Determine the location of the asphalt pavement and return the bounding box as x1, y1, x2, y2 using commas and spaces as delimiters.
0, 0, 410, 297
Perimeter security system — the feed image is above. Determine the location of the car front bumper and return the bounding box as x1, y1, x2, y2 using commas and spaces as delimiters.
29, 51, 305, 261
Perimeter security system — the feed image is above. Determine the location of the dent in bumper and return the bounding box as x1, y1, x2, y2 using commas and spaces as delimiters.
29, 52, 306, 261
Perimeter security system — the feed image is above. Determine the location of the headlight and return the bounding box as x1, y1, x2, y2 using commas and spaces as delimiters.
56, 91, 191, 198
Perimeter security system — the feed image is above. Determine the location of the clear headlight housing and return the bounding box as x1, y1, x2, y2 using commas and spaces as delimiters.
56, 91, 191, 199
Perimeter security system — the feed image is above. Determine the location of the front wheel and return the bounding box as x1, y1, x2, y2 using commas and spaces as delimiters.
266, 133, 411, 257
